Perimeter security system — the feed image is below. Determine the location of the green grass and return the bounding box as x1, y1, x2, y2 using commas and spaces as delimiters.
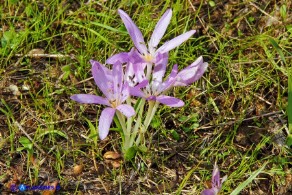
0, 0, 291, 194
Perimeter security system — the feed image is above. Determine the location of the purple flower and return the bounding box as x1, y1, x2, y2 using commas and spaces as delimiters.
201, 164, 227, 195
129, 54, 208, 107
174, 56, 208, 87
118, 9, 196, 63
71, 60, 135, 140
128, 54, 177, 107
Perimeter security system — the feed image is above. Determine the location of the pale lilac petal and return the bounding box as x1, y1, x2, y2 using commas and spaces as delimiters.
120, 82, 130, 102
136, 79, 149, 88
118, 9, 148, 55
125, 62, 136, 87
129, 48, 145, 63
212, 164, 221, 187
112, 62, 123, 98
133, 62, 147, 83
156, 95, 184, 107
99, 107, 116, 140
116, 104, 135, 118
153, 52, 168, 82
71, 94, 110, 106
106, 52, 129, 64
157, 64, 178, 93
129, 86, 146, 98
90, 60, 111, 76
175, 57, 208, 86
148, 9, 172, 51
221, 175, 228, 184
156, 30, 196, 54
201, 189, 216, 195
91, 62, 113, 99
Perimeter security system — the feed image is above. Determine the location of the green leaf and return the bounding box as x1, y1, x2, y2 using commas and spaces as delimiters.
90, 22, 127, 34
138, 145, 148, 153
288, 67, 292, 135
280, 5, 287, 19
37, 130, 68, 140
151, 116, 161, 129
85, 118, 98, 145
286, 135, 292, 147
269, 38, 286, 64
9, 0, 17, 4
178, 115, 188, 122
61, 65, 71, 72
230, 162, 268, 195
209, 1, 215, 7
16, 146, 26, 152
248, 17, 255, 22
124, 147, 137, 161
19, 137, 33, 150
62, 71, 71, 81
62, 21, 118, 48
170, 129, 180, 141
1, 30, 15, 48
25, 5, 33, 16
286, 25, 292, 33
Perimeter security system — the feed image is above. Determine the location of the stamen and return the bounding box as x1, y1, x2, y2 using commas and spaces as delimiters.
143, 53, 153, 62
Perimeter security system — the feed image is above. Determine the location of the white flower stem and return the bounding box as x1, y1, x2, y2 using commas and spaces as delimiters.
116, 110, 129, 151
146, 62, 153, 80
128, 99, 145, 148
135, 100, 159, 146
144, 101, 159, 130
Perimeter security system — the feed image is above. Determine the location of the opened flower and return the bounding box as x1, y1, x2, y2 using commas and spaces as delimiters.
118, 9, 196, 63
201, 164, 227, 195
71, 60, 135, 140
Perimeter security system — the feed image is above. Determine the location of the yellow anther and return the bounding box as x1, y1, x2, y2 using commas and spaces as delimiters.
143, 53, 153, 62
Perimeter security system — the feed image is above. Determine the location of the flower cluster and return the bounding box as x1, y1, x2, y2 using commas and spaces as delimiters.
71, 8, 208, 154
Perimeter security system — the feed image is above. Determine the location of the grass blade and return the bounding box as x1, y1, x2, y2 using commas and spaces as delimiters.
287, 67, 292, 146
230, 161, 268, 195
269, 38, 286, 63
62, 21, 118, 47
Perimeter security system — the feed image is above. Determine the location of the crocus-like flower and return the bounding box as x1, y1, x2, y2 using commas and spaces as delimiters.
174, 56, 208, 87
128, 54, 177, 107
129, 54, 208, 107
118, 9, 196, 63
201, 164, 227, 195
71, 60, 135, 140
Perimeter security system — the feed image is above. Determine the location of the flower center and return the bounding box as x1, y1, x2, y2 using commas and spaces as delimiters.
143, 53, 153, 62
110, 100, 118, 108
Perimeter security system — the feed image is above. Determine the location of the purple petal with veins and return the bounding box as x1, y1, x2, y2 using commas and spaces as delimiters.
91, 61, 113, 99
201, 189, 217, 195
175, 56, 208, 86
71, 94, 110, 106
156, 64, 178, 93
118, 9, 195, 64
156, 95, 184, 107
156, 30, 196, 54
148, 9, 172, 52
106, 52, 129, 64
129, 86, 146, 98
112, 62, 123, 98
116, 104, 135, 118
99, 107, 116, 140
118, 9, 148, 55
120, 82, 130, 102
152, 52, 168, 83
212, 164, 221, 188
90, 60, 111, 76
